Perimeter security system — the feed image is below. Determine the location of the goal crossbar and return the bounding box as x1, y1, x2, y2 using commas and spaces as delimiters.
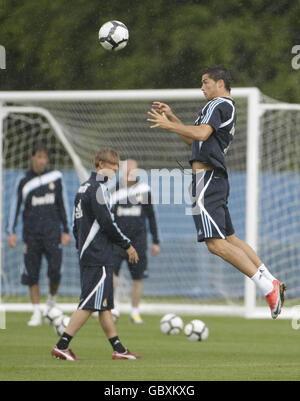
0, 88, 259, 102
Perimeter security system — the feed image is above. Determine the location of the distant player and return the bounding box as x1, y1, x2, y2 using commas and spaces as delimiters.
111, 159, 160, 324
147, 65, 286, 319
51, 148, 141, 360
7, 143, 71, 326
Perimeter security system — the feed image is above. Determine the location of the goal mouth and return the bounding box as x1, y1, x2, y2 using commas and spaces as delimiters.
0, 89, 299, 318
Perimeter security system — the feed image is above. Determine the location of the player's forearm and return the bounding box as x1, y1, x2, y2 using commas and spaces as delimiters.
148, 109, 212, 142
167, 112, 183, 125
167, 122, 211, 142
178, 134, 193, 146
170, 118, 192, 146
7, 200, 22, 235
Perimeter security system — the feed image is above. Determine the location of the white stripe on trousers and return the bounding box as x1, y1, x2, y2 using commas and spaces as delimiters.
197, 171, 226, 239
79, 266, 106, 310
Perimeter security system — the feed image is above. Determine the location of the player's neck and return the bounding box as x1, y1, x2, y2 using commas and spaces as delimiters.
207, 90, 232, 102
214, 90, 232, 100
31, 166, 46, 175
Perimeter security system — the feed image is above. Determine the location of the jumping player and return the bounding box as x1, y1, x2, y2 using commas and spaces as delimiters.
7, 143, 71, 326
147, 65, 286, 319
51, 148, 141, 360
111, 159, 160, 324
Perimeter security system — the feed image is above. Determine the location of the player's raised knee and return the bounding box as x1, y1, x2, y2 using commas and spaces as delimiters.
205, 238, 225, 255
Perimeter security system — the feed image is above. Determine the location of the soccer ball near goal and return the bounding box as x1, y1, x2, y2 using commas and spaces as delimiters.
160, 313, 184, 335
184, 319, 209, 342
53, 315, 71, 337
43, 306, 63, 325
98, 20, 129, 51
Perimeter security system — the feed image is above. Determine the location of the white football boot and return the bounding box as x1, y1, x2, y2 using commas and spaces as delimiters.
27, 310, 42, 326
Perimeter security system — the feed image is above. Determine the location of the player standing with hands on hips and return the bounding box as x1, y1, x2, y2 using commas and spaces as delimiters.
7, 143, 71, 326
147, 65, 286, 319
52, 148, 141, 360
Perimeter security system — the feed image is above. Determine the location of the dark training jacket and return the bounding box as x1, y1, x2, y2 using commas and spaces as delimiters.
73, 172, 131, 267
7, 169, 70, 239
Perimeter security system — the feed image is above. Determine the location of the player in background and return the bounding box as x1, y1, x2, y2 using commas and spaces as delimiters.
52, 148, 141, 361
7, 143, 71, 326
111, 159, 160, 324
147, 65, 286, 319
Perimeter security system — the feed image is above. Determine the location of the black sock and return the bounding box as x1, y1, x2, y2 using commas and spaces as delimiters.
56, 332, 73, 350
109, 336, 126, 353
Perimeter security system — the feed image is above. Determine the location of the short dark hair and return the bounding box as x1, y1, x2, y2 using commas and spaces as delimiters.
31, 142, 48, 156
202, 65, 231, 91
94, 148, 120, 168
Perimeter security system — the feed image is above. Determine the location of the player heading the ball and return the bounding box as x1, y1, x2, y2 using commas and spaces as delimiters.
147, 65, 286, 319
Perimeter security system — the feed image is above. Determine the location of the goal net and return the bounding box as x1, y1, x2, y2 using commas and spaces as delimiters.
0, 89, 299, 318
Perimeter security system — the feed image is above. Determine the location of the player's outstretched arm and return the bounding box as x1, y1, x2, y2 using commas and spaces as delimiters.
152, 101, 183, 125
148, 104, 193, 146
147, 108, 213, 143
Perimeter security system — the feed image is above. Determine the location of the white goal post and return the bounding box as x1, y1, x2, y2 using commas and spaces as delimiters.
0, 88, 299, 319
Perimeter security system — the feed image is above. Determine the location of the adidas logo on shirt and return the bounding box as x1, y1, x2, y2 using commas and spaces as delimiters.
75, 200, 83, 219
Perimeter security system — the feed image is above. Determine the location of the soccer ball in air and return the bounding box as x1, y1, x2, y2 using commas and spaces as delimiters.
53, 314, 71, 337
184, 319, 209, 342
43, 306, 63, 325
160, 313, 184, 335
98, 20, 129, 51
111, 308, 120, 323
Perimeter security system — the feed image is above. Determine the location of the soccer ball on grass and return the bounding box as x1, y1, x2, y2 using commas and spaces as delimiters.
184, 319, 209, 342
98, 20, 129, 51
160, 313, 183, 335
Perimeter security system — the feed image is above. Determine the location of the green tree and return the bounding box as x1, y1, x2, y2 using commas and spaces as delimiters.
0, 0, 299, 102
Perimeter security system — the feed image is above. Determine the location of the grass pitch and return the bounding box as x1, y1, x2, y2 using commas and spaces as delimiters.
0, 312, 299, 381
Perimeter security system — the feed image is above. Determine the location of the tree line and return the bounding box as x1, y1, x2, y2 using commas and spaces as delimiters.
0, 0, 299, 103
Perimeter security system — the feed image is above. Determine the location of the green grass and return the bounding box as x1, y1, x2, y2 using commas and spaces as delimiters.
0, 312, 299, 381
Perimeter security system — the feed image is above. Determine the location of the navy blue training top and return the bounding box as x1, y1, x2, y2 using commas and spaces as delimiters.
189, 97, 236, 175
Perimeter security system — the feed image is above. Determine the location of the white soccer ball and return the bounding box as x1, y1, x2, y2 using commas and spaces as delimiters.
98, 20, 129, 51
53, 314, 71, 337
111, 308, 120, 323
160, 313, 184, 335
184, 319, 209, 342
43, 306, 63, 325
